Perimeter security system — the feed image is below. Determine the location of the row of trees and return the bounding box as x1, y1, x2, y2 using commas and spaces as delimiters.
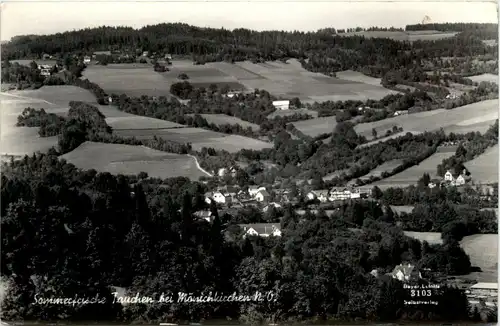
437, 120, 498, 177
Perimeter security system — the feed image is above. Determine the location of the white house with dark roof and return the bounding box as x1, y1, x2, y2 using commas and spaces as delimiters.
456, 174, 466, 186
255, 189, 270, 202
307, 190, 329, 202
248, 186, 267, 197
272, 100, 290, 110
194, 210, 213, 222
444, 170, 454, 182
239, 223, 282, 238
205, 191, 232, 204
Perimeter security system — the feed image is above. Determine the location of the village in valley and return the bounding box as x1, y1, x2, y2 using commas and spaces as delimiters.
0, 2, 499, 325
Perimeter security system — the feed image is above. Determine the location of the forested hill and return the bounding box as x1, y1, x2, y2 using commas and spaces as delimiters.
405, 23, 498, 39
2, 23, 496, 71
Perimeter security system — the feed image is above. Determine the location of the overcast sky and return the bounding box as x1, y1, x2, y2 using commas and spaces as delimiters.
1, 1, 498, 41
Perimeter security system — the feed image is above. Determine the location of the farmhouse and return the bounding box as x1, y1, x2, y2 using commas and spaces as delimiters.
205, 191, 232, 204
239, 223, 282, 238
393, 110, 408, 116
444, 170, 454, 182
255, 190, 270, 202
272, 100, 290, 110
456, 174, 466, 186
248, 186, 267, 197
226, 91, 242, 98
390, 263, 421, 282
218, 166, 237, 177
37, 64, 52, 77
194, 210, 213, 222
307, 190, 329, 202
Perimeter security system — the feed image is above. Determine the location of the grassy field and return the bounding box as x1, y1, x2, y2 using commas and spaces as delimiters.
186, 114, 260, 130
11, 59, 57, 66
335, 70, 382, 86
83, 65, 174, 97
232, 59, 398, 101
403, 231, 497, 282
322, 168, 351, 181
115, 127, 272, 153
8, 86, 96, 106
355, 99, 499, 140
292, 116, 338, 137
359, 160, 403, 179
82, 59, 398, 102
7, 86, 186, 131
60, 141, 210, 180
390, 205, 414, 214
357, 131, 422, 148
464, 145, 499, 184
369, 151, 455, 189
461, 234, 498, 274
468, 73, 498, 84
482, 39, 498, 47
106, 116, 184, 130
0, 92, 60, 156
403, 231, 443, 244
339, 30, 459, 42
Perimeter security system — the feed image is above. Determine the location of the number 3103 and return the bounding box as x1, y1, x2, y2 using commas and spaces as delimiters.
411, 289, 432, 297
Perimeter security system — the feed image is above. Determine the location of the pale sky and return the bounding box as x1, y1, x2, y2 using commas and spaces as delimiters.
0, 1, 498, 41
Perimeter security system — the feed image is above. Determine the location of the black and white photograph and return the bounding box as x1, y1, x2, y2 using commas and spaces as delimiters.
0, 1, 499, 324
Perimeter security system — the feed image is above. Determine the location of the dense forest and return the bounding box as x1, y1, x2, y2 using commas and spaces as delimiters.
2, 153, 494, 323
2, 23, 497, 79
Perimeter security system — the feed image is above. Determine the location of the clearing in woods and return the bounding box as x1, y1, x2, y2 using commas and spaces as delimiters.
355, 99, 499, 140
335, 70, 383, 86
357, 131, 422, 148
83, 64, 174, 97
358, 160, 404, 180
468, 73, 498, 84
185, 114, 260, 130
60, 141, 210, 180
464, 145, 499, 184
368, 151, 456, 190
1, 92, 61, 156
115, 127, 272, 153
292, 116, 338, 137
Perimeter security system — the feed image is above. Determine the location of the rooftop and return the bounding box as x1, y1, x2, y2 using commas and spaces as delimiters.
470, 282, 498, 290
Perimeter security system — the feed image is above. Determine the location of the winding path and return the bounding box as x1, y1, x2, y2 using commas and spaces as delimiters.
187, 154, 213, 177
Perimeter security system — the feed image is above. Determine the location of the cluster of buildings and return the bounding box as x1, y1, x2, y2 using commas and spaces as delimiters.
205, 185, 273, 205
427, 169, 471, 189
37, 64, 52, 77
466, 282, 498, 308
306, 187, 372, 202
